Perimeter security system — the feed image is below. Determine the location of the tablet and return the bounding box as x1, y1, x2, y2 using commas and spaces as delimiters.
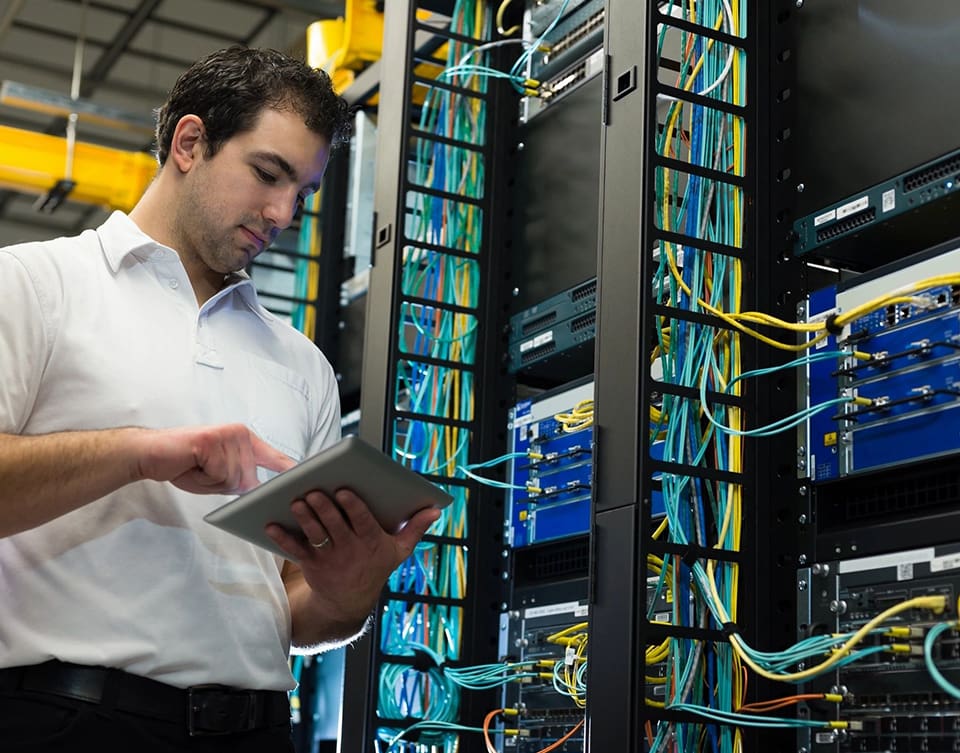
203, 434, 453, 559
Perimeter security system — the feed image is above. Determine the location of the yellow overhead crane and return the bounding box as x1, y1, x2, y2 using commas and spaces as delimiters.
0, 125, 156, 212
307, 0, 447, 103
307, 0, 386, 95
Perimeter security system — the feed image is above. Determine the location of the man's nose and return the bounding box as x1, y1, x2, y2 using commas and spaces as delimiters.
262, 190, 298, 230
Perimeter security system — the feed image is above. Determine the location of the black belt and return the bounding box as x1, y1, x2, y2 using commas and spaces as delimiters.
0, 660, 291, 736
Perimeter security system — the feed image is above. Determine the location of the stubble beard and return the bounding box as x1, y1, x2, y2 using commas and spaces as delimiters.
174, 180, 249, 276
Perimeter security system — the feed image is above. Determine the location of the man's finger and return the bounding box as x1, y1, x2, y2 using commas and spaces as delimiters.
251, 434, 297, 473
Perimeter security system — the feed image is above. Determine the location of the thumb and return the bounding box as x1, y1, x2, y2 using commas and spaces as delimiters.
395, 506, 442, 552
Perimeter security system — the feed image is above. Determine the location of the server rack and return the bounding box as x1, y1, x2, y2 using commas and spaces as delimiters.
340, 2, 517, 751
340, 0, 826, 750
589, 1, 804, 751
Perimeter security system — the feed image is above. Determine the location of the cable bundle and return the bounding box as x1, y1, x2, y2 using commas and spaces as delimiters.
379, 1, 491, 750
381, 602, 464, 662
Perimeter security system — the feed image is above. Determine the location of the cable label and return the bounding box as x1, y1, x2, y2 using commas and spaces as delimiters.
882, 188, 896, 213
930, 552, 960, 573
836, 194, 869, 220
524, 600, 585, 619
814, 209, 836, 227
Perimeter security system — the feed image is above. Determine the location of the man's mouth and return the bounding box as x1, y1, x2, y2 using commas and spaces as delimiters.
240, 226, 267, 248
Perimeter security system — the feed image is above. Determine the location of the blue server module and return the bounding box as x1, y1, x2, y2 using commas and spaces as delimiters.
506, 380, 665, 546
804, 240, 960, 481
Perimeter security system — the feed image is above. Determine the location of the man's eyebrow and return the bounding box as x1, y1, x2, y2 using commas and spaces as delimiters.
253, 151, 320, 193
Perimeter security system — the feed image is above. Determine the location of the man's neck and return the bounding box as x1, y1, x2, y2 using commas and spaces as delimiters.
128, 181, 224, 306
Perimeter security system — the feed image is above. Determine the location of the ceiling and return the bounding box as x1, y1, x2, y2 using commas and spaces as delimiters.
0, 0, 345, 245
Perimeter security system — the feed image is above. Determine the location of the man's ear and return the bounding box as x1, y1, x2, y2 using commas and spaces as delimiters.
169, 115, 205, 174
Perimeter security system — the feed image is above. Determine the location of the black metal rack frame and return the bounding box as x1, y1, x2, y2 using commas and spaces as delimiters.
587, 1, 805, 750
340, 1, 517, 751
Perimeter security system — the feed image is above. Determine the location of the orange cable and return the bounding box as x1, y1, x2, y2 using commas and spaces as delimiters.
533, 719, 585, 753
739, 693, 827, 713
482, 708, 502, 753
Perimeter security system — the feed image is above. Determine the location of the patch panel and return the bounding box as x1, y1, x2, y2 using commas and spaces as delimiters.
507, 308, 596, 379
527, 0, 604, 84
797, 545, 960, 753
509, 277, 597, 344
792, 146, 960, 265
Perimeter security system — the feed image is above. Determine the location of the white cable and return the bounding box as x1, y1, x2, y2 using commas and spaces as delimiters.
455, 38, 531, 72
656, 0, 736, 102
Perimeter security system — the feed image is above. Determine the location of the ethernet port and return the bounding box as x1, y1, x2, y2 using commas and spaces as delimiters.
885, 305, 897, 327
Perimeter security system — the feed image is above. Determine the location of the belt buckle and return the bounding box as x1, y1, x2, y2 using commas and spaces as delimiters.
187, 685, 259, 737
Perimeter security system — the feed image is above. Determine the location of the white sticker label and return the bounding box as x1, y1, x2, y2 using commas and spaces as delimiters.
808, 306, 839, 349
574, 605, 589, 618
519, 331, 552, 353
882, 189, 896, 213
836, 195, 869, 219
839, 547, 935, 574
814, 209, 837, 227
514, 412, 535, 428
524, 601, 583, 619
897, 562, 914, 581
931, 552, 960, 573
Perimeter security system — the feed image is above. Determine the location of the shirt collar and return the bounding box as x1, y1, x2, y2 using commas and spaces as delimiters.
97, 210, 272, 324
97, 210, 163, 273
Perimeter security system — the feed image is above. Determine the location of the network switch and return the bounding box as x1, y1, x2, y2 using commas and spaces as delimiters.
793, 147, 960, 267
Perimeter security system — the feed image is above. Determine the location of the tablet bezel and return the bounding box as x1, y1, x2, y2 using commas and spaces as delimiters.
203, 434, 452, 559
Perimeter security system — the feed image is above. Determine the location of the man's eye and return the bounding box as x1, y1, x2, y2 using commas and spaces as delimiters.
255, 167, 276, 183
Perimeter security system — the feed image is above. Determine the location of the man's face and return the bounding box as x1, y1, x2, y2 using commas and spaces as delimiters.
174, 108, 330, 275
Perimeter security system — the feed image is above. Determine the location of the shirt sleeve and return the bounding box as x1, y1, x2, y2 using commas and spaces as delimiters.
0, 250, 50, 434
306, 356, 342, 457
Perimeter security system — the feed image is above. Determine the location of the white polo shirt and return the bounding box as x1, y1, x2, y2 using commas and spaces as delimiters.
0, 211, 340, 690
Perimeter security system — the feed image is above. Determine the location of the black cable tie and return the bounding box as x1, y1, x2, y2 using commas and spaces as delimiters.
722, 622, 739, 637
682, 547, 699, 567
411, 649, 440, 672
395, 725, 422, 743
824, 314, 843, 335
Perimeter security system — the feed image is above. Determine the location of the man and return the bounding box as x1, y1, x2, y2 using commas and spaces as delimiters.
0, 46, 439, 752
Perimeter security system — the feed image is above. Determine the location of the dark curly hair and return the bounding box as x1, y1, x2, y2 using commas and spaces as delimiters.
154, 45, 353, 165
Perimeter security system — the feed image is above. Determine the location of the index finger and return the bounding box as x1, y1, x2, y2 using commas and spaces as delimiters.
251, 434, 297, 474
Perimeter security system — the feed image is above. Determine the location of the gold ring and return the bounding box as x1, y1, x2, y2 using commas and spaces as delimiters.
312, 536, 331, 549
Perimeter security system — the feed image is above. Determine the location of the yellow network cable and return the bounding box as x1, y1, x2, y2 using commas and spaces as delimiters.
707, 576, 946, 682
496, 0, 519, 37
652, 516, 669, 540
554, 399, 594, 433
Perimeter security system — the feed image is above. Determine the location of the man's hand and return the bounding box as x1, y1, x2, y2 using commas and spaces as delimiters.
266, 489, 441, 647
134, 423, 296, 494
0, 423, 294, 538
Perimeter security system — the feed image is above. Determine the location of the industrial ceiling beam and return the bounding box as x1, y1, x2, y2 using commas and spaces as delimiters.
80, 0, 165, 99
0, 0, 27, 45
11, 20, 198, 70
238, 0, 344, 17
60, 0, 247, 44
0, 51, 169, 103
